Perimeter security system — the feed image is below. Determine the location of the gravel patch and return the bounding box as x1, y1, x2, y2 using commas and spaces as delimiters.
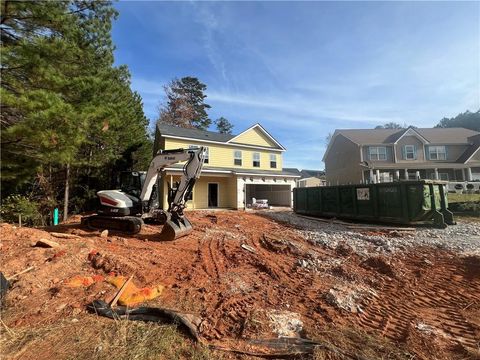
263, 211, 480, 255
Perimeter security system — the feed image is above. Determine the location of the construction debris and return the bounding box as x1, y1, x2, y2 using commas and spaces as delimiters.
106, 275, 164, 306
241, 244, 256, 253
49, 232, 80, 239
5, 266, 35, 281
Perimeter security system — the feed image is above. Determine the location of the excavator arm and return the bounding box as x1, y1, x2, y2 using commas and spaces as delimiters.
140, 147, 206, 241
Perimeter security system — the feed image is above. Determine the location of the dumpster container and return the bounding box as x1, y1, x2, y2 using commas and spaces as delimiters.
293, 180, 455, 228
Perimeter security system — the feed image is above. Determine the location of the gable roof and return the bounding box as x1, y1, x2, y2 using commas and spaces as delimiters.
228, 123, 286, 150
335, 127, 479, 145
157, 123, 234, 143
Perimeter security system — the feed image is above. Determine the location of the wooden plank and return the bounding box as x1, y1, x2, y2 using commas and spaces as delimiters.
109, 275, 134, 308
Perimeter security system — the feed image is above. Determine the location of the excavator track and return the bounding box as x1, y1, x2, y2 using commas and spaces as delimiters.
81, 215, 143, 235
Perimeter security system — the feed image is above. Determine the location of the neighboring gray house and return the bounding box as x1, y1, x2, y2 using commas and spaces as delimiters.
323, 127, 480, 185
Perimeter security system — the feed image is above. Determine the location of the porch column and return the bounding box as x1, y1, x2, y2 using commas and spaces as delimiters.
434, 168, 439, 180
404, 169, 409, 180
376, 169, 381, 183
466, 168, 473, 181
415, 171, 420, 180
395, 170, 400, 180
369, 169, 374, 183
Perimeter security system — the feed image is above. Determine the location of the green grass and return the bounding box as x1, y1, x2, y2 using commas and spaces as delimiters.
447, 193, 480, 203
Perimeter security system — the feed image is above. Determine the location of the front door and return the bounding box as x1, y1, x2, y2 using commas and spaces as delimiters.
208, 183, 218, 207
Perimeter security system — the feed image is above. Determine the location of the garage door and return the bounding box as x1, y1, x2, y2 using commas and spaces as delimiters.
245, 184, 291, 206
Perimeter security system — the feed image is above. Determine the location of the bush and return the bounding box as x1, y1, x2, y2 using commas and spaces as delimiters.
0, 194, 43, 226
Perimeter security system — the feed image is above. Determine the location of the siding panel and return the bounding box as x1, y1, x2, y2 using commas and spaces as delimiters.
164, 138, 283, 171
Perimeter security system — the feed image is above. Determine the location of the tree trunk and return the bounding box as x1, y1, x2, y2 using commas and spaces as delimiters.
63, 163, 70, 222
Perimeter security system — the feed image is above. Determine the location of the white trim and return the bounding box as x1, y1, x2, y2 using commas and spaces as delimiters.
394, 127, 430, 144
164, 167, 301, 178
162, 134, 285, 152
227, 123, 286, 150
464, 146, 480, 163
207, 182, 219, 208
235, 171, 301, 178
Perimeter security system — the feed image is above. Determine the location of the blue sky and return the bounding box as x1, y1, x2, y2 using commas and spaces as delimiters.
112, 1, 479, 170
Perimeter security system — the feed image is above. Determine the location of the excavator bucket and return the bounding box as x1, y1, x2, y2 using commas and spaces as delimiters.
158, 216, 194, 241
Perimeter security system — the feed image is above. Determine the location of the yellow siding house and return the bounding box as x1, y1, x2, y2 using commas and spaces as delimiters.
154, 123, 300, 209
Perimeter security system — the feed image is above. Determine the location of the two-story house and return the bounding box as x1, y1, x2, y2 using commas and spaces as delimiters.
323, 126, 480, 185
154, 123, 300, 209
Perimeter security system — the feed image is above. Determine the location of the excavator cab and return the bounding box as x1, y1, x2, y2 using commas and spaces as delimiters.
118, 171, 146, 198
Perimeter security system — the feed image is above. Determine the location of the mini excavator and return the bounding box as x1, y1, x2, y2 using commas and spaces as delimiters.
81, 147, 206, 241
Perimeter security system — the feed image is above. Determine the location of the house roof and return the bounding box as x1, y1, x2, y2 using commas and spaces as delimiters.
456, 143, 480, 163
157, 122, 285, 150
334, 127, 480, 145
283, 167, 301, 176
157, 123, 234, 142
299, 169, 325, 179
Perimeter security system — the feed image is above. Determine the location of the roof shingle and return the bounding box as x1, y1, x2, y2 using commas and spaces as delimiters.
157, 122, 234, 143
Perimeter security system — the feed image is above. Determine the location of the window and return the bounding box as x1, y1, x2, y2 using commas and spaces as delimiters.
428, 146, 446, 160
203, 147, 209, 164
430, 172, 449, 181
270, 154, 277, 168
253, 152, 260, 167
234, 150, 242, 166
369, 146, 387, 161
404, 145, 416, 160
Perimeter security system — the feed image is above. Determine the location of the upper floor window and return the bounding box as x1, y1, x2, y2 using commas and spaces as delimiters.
270, 154, 277, 168
234, 150, 242, 166
253, 152, 261, 167
369, 146, 387, 161
428, 146, 446, 160
203, 147, 209, 164
404, 145, 416, 160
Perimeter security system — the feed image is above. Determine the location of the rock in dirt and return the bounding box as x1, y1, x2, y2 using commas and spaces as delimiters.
268, 310, 304, 337
100, 230, 109, 238
32, 238, 60, 248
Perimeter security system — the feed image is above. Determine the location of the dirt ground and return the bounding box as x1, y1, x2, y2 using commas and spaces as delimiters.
1, 210, 479, 359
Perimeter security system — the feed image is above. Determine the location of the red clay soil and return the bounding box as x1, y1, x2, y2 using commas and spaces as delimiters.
1, 211, 479, 359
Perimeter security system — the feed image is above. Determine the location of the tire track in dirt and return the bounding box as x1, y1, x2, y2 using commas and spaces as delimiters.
355, 255, 480, 348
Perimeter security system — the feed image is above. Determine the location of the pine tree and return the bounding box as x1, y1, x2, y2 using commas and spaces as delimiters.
1, 1, 149, 221
214, 117, 234, 134
157, 77, 211, 130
